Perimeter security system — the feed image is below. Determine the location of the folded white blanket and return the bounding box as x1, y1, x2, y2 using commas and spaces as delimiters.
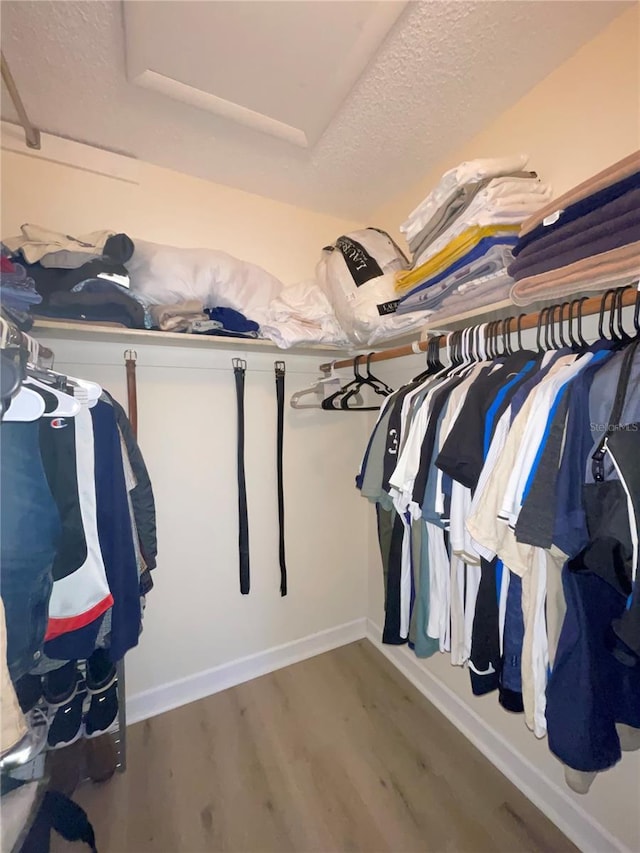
260, 281, 351, 349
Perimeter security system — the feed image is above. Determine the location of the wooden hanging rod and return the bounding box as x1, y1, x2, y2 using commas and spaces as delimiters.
319, 287, 639, 372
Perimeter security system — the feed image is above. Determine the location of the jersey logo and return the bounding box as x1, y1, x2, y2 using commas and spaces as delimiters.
50, 418, 68, 429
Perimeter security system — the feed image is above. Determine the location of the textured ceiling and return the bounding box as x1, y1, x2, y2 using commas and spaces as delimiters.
0, 0, 630, 219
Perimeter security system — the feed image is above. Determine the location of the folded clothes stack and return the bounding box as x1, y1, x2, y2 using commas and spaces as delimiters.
0, 250, 42, 330
149, 301, 260, 339
394, 155, 552, 317
4, 225, 146, 328
509, 151, 640, 305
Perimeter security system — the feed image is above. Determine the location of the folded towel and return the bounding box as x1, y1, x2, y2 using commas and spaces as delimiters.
510, 242, 640, 305
509, 218, 640, 281
512, 187, 640, 267
518, 150, 640, 238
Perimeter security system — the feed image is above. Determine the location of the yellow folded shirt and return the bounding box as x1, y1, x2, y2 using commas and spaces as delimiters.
396, 223, 520, 292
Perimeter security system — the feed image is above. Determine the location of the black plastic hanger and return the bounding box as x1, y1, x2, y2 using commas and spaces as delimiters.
322, 354, 391, 411
516, 313, 526, 352
598, 289, 616, 342
535, 307, 548, 353
365, 352, 394, 395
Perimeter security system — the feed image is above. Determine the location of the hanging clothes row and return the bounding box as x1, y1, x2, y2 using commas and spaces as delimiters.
0, 311, 156, 770
357, 286, 640, 792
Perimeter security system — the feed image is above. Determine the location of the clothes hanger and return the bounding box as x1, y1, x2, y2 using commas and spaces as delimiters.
613, 285, 633, 344
598, 289, 617, 342
2, 386, 45, 422
290, 362, 363, 409
549, 304, 561, 350
339, 354, 390, 411
23, 376, 81, 417
567, 300, 579, 350
412, 335, 442, 383
502, 317, 512, 356
321, 355, 382, 411
364, 352, 394, 396
556, 302, 570, 349
516, 313, 526, 352
575, 296, 590, 350
535, 307, 548, 353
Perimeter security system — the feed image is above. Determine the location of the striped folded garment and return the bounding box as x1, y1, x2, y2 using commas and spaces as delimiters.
396, 244, 514, 315
396, 225, 519, 294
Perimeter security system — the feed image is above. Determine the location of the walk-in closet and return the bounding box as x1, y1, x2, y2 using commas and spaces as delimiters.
1, 2, 639, 851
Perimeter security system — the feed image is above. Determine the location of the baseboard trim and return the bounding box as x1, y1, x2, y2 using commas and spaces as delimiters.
127, 618, 367, 725
365, 619, 626, 853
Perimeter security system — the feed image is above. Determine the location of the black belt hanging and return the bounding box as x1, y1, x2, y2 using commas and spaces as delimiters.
233, 358, 250, 594
275, 361, 287, 596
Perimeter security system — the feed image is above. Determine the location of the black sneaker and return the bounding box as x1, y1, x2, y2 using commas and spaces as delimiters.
14, 674, 43, 713
47, 691, 86, 750
42, 662, 80, 708
85, 649, 117, 694
84, 684, 118, 738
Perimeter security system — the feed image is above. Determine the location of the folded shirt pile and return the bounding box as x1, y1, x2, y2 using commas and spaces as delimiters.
0, 250, 42, 330
4, 225, 146, 328
148, 301, 260, 339
394, 155, 552, 317
509, 151, 640, 305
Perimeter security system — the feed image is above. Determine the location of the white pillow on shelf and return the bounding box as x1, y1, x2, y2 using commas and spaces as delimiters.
316, 228, 426, 345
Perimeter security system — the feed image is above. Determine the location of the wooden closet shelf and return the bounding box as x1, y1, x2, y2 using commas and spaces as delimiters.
30, 319, 353, 357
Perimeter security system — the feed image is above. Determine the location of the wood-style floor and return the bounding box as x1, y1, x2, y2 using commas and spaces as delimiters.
54, 641, 575, 853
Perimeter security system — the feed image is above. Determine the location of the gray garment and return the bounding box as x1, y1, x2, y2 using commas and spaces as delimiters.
360, 406, 393, 506
414, 521, 439, 658
586, 346, 640, 483
421, 274, 513, 324
408, 179, 490, 258
102, 391, 157, 569
514, 393, 569, 547
377, 506, 395, 610
408, 520, 422, 647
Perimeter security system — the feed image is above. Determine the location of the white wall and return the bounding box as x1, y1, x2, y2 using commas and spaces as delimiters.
40, 338, 369, 702
1, 135, 369, 712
